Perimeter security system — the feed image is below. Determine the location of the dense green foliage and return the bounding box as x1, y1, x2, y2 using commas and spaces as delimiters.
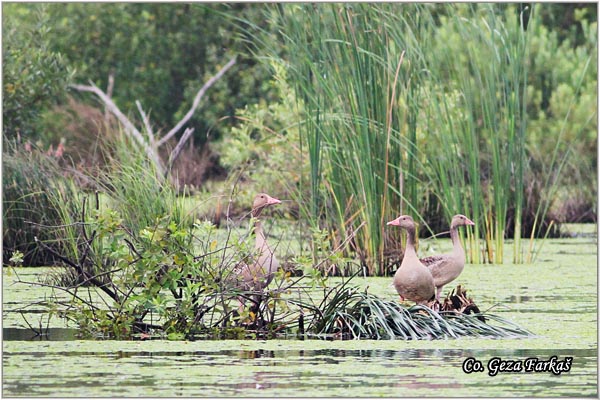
215, 60, 308, 217
2, 4, 73, 140
43, 3, 275, 145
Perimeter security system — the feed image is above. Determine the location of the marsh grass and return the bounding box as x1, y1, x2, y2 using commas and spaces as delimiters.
297, 278, 533, 340
2, 141, 83, 266
243, 3, 591, 270
96, 132, 190, 232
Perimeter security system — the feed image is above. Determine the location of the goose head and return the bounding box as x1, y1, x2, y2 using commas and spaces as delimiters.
251, 193, 281, 218
386, 215, 417, 229
450, 214, 475, 229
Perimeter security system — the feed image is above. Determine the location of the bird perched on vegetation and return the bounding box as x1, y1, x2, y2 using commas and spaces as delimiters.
386, 215, 435, 305
420, 214, 475, 301
232, 193, 281, 311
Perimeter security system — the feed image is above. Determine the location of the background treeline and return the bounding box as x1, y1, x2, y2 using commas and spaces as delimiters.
3, 3, 597, 273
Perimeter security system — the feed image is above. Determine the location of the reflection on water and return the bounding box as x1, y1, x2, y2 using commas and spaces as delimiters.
3, 327, 78, 341
3, 345, 596, 397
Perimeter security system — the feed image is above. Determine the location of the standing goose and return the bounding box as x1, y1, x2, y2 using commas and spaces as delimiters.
420, 214, 475, 301
233, 193, 281, 309
387, 215, 435, 305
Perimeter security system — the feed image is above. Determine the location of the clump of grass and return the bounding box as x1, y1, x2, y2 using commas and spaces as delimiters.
96, 132, 190, 233
298, 277, 532, 340
3, 140, 83, 266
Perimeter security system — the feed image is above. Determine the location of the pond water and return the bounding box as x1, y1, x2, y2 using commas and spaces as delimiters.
3, 234, 597, 397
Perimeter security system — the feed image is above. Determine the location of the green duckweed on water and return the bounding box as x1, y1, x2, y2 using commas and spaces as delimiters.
2, 235, 597, 397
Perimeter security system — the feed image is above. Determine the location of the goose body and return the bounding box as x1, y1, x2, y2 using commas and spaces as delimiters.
235, 193, 281, 294
387, 215, 435, 304
420, 214, 475, 300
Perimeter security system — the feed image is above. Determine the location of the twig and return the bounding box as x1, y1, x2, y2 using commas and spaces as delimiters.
19, 312, 44, 337
24, 220, 88, 229
14, 279, 100, 312
34, 237, 121, 303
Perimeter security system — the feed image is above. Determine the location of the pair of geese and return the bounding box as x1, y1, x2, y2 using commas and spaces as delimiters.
235, 193, 474, 308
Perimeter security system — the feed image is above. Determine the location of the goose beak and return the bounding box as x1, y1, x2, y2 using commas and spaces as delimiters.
266, 196, 281, 206
386, 218, 400, 226
465, 218, 475, 226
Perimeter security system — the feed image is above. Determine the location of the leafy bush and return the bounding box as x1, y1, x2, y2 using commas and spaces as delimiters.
2, 4, 73, 141
216, 60, 309, 217
31, 204, 304, 339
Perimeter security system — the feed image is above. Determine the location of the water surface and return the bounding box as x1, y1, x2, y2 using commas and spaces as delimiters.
3, 236, 597, 397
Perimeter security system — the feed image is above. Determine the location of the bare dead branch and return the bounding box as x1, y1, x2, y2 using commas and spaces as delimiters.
156, 56, 237, 147
69, 82, 165, 175
136, 100, 155, 145
166, 127, 195, 177
104, 71, 115, 123
71, 56, 236, 182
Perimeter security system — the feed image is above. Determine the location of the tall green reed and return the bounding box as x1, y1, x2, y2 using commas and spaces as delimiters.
97, 131, 189, 234
413, 4, 533, 263
264, 4, 431, 274
245, 3, 589, 270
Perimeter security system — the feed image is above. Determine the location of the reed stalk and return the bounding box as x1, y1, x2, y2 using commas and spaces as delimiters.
243, 3, 589, 270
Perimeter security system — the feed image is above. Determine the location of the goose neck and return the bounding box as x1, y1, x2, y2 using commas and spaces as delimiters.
450, 226, 464, 253
404, 226, 418, 254
254, 218, 267, 247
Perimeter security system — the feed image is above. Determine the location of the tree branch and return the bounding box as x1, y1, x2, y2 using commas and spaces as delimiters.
166, 127, 194, 177
136, 100, 155, 145
70, 82, 165, 175
70, 56, 236, 181
156, 56, 237, 147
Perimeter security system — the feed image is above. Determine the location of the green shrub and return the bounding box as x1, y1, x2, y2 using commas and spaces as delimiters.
39, 3, 277, 146
2, 4, 73, 141
216, 60, 308, 217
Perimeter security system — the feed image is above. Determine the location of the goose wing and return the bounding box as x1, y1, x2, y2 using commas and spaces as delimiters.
420, 254, 451, 280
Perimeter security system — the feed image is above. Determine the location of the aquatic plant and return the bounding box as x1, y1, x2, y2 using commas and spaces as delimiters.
243, 3, 595, 269
296, 278, 532, 340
